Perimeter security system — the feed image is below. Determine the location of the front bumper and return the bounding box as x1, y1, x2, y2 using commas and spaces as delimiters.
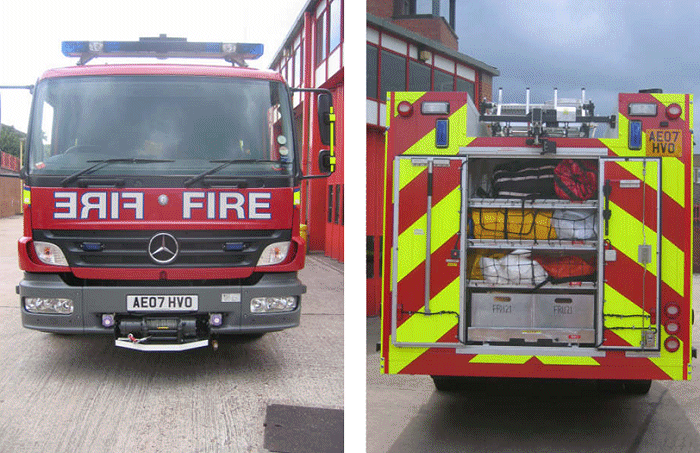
18, 272, 305, 336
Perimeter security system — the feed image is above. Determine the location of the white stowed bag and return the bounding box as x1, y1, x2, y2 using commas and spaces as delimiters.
480, 250, 548, 285
551, 210, 598, 240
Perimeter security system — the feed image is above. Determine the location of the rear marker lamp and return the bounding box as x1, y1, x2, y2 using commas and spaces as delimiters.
33, 241, 69, 266
397, 101, 413, 117
421, 101, 450, 115
664, 321, 680, 335
628, 103, 657, 116
256, 242, 290, 266
250, 296, 298, 313
666, 103, 682, 120
664, 336, 681, 353
665, 303, 680, 318
25, 298, 74, 315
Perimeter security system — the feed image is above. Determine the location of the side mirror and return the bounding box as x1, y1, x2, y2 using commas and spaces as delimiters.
318, 150, 332, 174
317, 93, 333, 146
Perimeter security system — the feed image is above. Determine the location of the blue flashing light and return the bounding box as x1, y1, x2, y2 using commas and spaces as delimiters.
61, 36, 264, 65
435, 119, 449, 148
629, 120, 643, 150
81, 242, 103, 252
224, 242, 245, 252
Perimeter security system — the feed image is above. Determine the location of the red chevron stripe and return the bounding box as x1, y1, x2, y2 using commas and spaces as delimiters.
605, 161, 658, 233
397, 159, 462, 236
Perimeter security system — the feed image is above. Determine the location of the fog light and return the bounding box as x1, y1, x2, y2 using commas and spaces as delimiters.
25, 297, 74, 314
102, 314, 115, 327
250, 296, 297, 313
210, 313, 223, 327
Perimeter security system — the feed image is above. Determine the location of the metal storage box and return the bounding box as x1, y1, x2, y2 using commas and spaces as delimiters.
534, 294, 594, 329
471, 293, 533, 328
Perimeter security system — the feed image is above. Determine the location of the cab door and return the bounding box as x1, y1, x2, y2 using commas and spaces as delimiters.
599, 158, 661, 350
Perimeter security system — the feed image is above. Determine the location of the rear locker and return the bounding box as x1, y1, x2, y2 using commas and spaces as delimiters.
598, 158, 661, 350
391, 156, 463, 347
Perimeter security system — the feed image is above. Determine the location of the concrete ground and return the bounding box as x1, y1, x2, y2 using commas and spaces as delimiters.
0, 215, 343, 453
367, 278, 700, 453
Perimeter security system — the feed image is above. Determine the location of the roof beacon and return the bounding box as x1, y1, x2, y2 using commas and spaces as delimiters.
61, 34, 263, 67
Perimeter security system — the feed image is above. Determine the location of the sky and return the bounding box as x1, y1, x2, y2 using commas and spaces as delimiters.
0, 0, 309, 132
452, 0, 700, 135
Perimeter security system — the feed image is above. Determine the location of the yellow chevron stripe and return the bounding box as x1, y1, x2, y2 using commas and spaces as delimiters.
607, 199, 685, 297
470, 355, 531, 364
652, 94, 687, 122
603, 284, 648, 347
393, 92, 426, 117
536, 356, 600, 366
661, 157, 686, 208
650, 332, 685, 380
398, 158, 426, 192
389, 278, 460, 373
396, 187, 460, 282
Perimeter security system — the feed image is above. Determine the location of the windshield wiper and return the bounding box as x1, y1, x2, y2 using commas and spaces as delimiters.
184, 159, 286, 187
61, 158, 174, 187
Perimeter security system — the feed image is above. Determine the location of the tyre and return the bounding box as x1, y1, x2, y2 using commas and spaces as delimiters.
622, 379, 652, 395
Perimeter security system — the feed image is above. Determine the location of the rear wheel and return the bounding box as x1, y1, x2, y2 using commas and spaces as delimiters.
431, 375, 461, 392
622, 379, 652, 395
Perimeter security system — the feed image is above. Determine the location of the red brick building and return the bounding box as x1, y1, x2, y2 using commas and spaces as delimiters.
270, 0, 344, 262
366, 0, 499, 315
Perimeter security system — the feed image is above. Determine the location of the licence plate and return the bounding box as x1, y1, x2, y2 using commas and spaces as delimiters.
646, 129, 682, 157
126, 295, 199, 312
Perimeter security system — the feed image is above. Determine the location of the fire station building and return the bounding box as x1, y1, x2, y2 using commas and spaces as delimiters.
366, 0, 499, 315
270, 0, 344, 262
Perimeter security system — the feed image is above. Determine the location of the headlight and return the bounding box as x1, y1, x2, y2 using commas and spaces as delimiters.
33, 241, 69, 266
250, 296, 298, 313
25, 297, 74, 314
256, 242, 290, 266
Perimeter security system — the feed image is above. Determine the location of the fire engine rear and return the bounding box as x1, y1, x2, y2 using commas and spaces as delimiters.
381, 88, 694, 393
9, 36, 335, 351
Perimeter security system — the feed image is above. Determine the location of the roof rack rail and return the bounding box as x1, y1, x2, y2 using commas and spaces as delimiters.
61, 34, 263, 67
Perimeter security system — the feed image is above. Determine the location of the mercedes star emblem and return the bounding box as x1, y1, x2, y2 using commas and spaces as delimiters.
148, 233, 179, 264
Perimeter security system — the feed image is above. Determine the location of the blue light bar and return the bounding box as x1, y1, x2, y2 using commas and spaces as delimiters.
61, 35, 263, 66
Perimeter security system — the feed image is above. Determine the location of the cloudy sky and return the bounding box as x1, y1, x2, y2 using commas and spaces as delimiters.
0, 0, 309, 132
452, 0, 700, 130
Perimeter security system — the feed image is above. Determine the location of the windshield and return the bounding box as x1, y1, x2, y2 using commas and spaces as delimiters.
28, 75, 296, 184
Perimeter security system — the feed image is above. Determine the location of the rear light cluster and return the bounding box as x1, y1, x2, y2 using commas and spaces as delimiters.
663, 303, 681, 353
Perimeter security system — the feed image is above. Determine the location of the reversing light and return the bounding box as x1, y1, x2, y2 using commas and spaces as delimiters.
628, 103, 657, 116
664, 336, 680, 353
666, 103, 682, 120
397, 101, 413, 117
209, 313, 223, 327
421, 101, 450, 115
665, 303, 680, 318
664, 322, 680, 335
